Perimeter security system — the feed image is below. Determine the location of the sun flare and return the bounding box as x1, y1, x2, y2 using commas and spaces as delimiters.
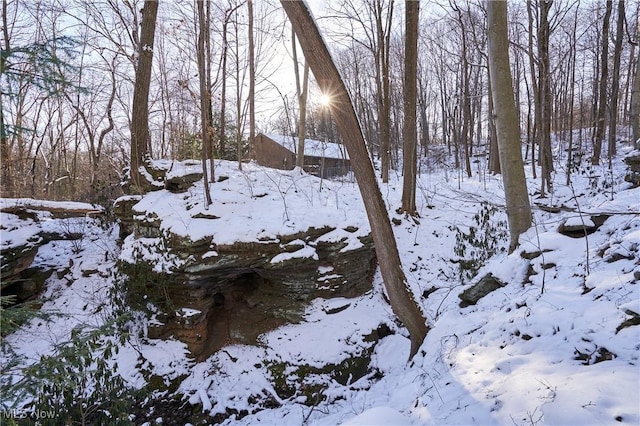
319, 93, 331, 107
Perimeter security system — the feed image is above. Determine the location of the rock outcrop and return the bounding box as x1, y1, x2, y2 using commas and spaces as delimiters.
558, 214, 609, 238
114, 160, 377, 360
624, 151, 640, 186
0, 199, 102, 303
117, 219, 376, 360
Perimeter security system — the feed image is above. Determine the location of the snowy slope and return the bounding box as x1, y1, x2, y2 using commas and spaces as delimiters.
1, 150, 638, 425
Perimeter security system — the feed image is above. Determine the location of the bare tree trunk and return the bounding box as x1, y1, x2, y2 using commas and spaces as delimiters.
401, 0, 419, 215
196, 0, 212, 206
592, 0, 613, 165
206, 0, 215, 182
235, 13, 242, 171
248, 0, 255, 163
281, 0, 428, 359
487, 66, 501, 174
623, 44, 634, 125
452, 3, 473, 178
130, 0, 158, 193
632, 43, 640, 145
566, 6, 578, 186
608, 0, 625, 162
220, 12, 230, 159
376, 0, 393, 183
1, 0, 12, 197
487, 0, 532, 253
538, 0, 553, 195
292, 29, 310, 168
298, 63, 309, 165
526, 1, 539, 181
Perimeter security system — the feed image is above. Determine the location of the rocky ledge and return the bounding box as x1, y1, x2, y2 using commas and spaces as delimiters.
115, 160, 376, 360
0, 198, 103, 304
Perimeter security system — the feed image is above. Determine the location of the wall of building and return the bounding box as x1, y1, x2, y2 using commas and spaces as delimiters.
254, 134, 351, 178
254, 134, 296, 170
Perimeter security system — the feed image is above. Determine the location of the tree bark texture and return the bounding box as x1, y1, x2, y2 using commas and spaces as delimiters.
487, 0, 532, 253
632, 44, 640, 146
196, 0, 212, 206
487, 68, 501, 174
130, 0, 158, 193
592, 0, 613, 165
292, 30, 310, 168
401, 0, 419, 215
248, 0, 256, 162
607, 0, 625, 160
537, 0, 553, 194
280, 0, 428, 359
375, 0, 393, 183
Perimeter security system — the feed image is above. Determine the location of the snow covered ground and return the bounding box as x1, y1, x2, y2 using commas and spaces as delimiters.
1, 144, 638, 425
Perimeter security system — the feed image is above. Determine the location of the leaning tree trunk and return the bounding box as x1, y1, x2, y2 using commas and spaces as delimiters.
487, 0, 533, 253
280, 0, 428, 359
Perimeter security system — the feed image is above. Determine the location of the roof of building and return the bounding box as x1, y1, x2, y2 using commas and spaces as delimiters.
262, 133, 349, 160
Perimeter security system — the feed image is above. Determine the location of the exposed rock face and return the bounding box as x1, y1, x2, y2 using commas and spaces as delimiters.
115, 219, 376, 358
115, 159, 378, 359
122, 158, 204, 195
0, 199, 102, 303
1, 237, 43, 301
624, 151, 640, 186
112, 195, 143, 239
119, 223, 376, 360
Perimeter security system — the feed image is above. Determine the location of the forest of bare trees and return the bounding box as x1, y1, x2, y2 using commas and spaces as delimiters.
1, 0, 638, 206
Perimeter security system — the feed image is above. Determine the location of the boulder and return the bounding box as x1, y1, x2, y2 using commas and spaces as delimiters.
165, 171, 203, 193
459, 273, 506, 307
624, 153, 640, 186
115, 159, 378, 359
558, 214, 609, 238
0, 199, 102, 220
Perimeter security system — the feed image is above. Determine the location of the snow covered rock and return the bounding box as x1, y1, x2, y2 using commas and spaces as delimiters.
458, 272, 506, 307
122, 226, 376, 360
558, 214, 609, 237
1, 198, 102, 303
623, 149, 640, 186
115, 160, 376, 360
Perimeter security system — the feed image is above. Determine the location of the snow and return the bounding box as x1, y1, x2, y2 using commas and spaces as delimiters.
341, 406, 412, 425
177, 308, 201, 318
564, 215, 595, 227
270, 244, 319, 263
2, 150, 639, 425
0, 197, 102, 213
264, 133, 350, 160
120, 161, 367, 254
